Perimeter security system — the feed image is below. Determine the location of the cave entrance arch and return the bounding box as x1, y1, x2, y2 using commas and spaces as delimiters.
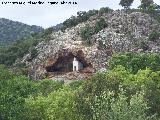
45, 52, 90, 76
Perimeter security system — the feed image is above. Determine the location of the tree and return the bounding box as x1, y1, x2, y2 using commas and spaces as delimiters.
77, 11, 89, 22
91, 89, 156, 120
30, 47, 38, 58
140, 0, 154, 10
98, 7, 112, 15
94, 18, 108, 33
109, 53, 160, 74
24, 87, 80, 120
36, 79, 63, 96
119, 0, 134, 9
80, 24, 95, 45
0, 64, 14, 80
0, 76, 37, 120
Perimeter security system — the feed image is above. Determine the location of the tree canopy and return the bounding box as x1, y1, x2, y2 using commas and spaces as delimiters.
119, 0, 134, 9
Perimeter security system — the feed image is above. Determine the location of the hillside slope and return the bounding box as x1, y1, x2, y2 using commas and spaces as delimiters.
0, 18, 44, 47
21, 10, 160, 80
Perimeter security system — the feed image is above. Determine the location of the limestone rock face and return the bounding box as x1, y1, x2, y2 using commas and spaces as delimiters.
22, 10, 160, 80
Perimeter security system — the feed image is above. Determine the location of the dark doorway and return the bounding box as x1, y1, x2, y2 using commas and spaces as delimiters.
45, 52, 92, 77
46, 54, 74, 73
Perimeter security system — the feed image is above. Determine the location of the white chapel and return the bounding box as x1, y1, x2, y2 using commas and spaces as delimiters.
73, 57, 83, 71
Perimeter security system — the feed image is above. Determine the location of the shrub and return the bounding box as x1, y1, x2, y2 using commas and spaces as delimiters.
0, 64, 14, 80
138, 39, 149, 51
24, 87, 80, 120
94, 18, 108, 33
69, 80, 84, 90
91, 89, 156, 120
109, 53, 160, 74
0, 76, 37, 120
61, 7, 113, 31
98, 7, 113, 15
148, 30, 160, 41
80, 18, 108, 45
80, 24, 95, 45
36, 79, 63, 96
30, 47, 38, 58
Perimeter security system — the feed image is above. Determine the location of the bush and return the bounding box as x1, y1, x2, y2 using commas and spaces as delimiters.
30, 47, 38, 58
61, 11, 93, 31
24, 87, 80, 120
80, 24, 95, 44
138, 39, 149, 51
148, 30, 160, 41
12, 63, 28, 76
69, 80, 84, 90
2, 55, 160, 119
61, 7, 112, 31
98, 7, 113, 15
0, 64, 14, 80
94, 18, 108, 33
108, 63, 160, 116
92, 89, 156, 120
75, 66, 159, 119
0, 76, 37, 120
109, 53, 160, 74
80, 18, 108, 45
75, 69, 128, 119
36, 79, 63, 96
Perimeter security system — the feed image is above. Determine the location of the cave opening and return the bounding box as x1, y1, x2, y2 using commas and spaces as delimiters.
45, 52, 91, 75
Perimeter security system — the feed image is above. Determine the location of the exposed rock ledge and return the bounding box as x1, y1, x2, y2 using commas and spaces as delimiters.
21, 11, 160, 80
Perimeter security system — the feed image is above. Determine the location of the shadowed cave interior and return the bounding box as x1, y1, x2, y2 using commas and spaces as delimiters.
45, 52, 91, 74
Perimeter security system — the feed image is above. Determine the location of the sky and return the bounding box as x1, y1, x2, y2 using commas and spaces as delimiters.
0, 0, 159, 28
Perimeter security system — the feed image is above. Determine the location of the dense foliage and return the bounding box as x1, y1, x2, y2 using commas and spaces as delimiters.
119, 0, 134, 9
1, 2, 160, 119
148, 30, 160, 41
0, 27, 53, 66
109, 52, 160, 74
80, 24, 95, 45
0, 18, 43, 47
1, 53, 160, 120
61, 7, 112, 31
119, 0, 160, 23
80, 18, 108, 45
140, 0, 154, 10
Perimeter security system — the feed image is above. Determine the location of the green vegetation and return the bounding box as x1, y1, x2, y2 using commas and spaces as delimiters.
1, 4, 159, 67
80, 24, 95, 44
94, 18, 108, 33
80, 18, 108, 45
98, 7, 113, 15
139, 0, 154, 10
119, 0, 160, 23
61, 10, 98, 31
61, 7, 112, 31
0, 27, 53, 66
0, 18, 43, 47
109, 52, 160, 74
1, 53, 160, 119
1, 3, 160, 119
148, 30, 160, 41
138, 38, 149, 51
119, 0, 134, 9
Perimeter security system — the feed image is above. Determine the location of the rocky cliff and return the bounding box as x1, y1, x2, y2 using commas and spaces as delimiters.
22, 10, 160, 81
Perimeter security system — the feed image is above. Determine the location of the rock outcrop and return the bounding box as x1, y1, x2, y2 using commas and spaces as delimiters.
22, 10, 160, 80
